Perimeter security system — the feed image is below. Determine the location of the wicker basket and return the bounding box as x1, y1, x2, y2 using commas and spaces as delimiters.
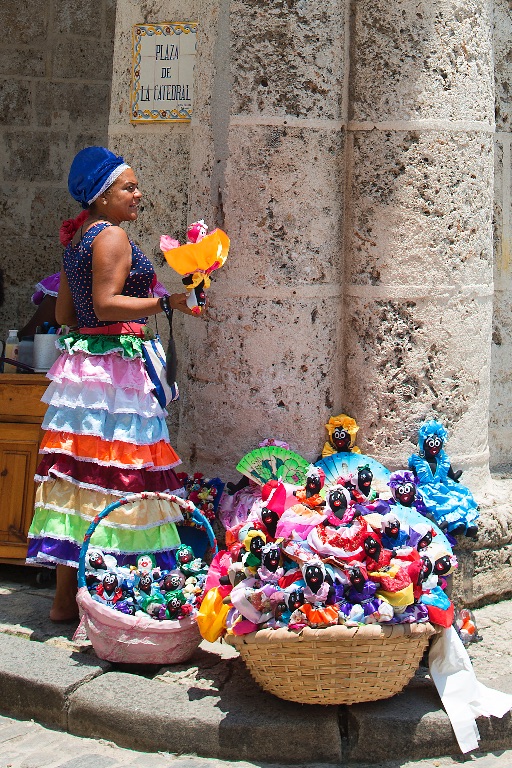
76, 491, 217, 665
225, 621, 438, 705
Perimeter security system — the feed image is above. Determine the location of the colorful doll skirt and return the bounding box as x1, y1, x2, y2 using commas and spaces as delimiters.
26, 331, 184, 570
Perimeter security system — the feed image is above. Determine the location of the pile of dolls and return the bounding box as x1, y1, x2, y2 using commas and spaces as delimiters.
176, 471, 225, 523
85, 544, 208, 621
197, 417, 479, 641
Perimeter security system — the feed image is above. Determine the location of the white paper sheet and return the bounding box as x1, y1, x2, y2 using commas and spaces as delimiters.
429, 626, 512, 753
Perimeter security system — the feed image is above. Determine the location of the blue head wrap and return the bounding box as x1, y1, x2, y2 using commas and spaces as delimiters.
68, 146, 130, 209
417, 420, 448, 451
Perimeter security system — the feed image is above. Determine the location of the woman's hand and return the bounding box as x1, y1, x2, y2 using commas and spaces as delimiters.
168, 292, 206, 315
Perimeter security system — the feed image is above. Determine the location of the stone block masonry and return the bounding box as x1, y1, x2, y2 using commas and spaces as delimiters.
0, 0, 116, 340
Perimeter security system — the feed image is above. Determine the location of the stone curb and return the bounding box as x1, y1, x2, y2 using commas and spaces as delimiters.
0, 634, 342, 764
0, 634, 109, 730
0, 632, 511, 764
67, 669, 342, 763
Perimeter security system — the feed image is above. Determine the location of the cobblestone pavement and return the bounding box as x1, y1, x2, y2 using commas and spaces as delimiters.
1, 715, 512, 768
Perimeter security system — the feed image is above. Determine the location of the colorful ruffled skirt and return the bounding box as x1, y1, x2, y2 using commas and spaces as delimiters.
26, 331, 184, 570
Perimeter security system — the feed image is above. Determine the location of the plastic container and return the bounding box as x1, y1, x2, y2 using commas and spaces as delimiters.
33, 333, 60, 372
18, 337, 34, 369
4, 330, 19, 373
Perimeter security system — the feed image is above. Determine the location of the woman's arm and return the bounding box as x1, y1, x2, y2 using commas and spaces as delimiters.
19, 294, 58, 337
92, 227, 194, 320
55, 268, 78, 327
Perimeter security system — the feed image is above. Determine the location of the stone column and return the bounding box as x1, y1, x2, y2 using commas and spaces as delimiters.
489, 0, 512, 469
179, 0, 349, 474
342, 0, 495, 492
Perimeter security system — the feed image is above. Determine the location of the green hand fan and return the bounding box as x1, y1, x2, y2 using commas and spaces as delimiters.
236, 446, 310, 486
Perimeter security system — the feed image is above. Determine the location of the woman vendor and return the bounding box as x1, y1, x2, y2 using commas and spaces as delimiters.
26, 146, 198, 622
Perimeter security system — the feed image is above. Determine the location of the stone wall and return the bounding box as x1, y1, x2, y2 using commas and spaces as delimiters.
0, 0, 116, 340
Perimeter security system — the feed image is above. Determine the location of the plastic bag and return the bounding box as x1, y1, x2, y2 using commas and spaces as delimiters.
196, 586, 230, 642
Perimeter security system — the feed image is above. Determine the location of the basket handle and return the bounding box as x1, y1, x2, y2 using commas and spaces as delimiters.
77, 491, 217, 589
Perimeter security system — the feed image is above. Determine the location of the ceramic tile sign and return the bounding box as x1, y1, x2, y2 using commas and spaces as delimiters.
131, 22, 197, 123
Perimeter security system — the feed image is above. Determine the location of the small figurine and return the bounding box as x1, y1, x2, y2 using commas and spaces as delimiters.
305, 466, 326, 498
295, 560, 338, 627
182, 472, 224, 523
135, 553, 161, 580
86, 548, 112, 573
175, 544, 208, 578
362, 534, 382, 564
454, 607, 482, 646
160, 220, 229, 314
301, 560, 330, 605
321, 414, 361, 458
422, 542, 457, 579
416, 555, 438, 591
241, 529, 267, 572
159, 570, 186, 593
229, 576, 276, 626
324, 483, 352, 524
380, 512, 410, 551
92, 572, 123, 608
286, 587, 305, 613
133, 572, 166, 619
259, 504, 280, 539
268, 592, 292, 628
183, 576, 202, 601
163, 589, 188, 620
136, 572, 156, 597
408, 420, 479, 537
352, 464, 378, 503
293, 466, 326, 509
257, 542, 284, 583
408, 522, 436, 552
387, 470, 429, 516
362, 533, 392, 571
84, 548, 116, 589
338, 564, 381, 620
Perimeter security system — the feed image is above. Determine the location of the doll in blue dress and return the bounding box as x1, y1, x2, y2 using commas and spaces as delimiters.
408, 420, 479, 538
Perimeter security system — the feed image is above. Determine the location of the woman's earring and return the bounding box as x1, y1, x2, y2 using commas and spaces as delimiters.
103, 198, 107, 205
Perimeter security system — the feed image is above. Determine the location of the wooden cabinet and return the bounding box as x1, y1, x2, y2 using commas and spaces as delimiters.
0, 374, 48, 562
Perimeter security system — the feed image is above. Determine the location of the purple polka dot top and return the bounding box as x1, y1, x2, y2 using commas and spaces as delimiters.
63, 222, 155, 328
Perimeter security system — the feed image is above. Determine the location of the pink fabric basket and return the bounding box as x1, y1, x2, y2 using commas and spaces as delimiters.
76, 587, 201, 664
75, 491, 216, 664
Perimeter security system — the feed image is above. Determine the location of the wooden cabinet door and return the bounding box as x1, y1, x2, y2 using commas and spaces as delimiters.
0, 423, 41, 560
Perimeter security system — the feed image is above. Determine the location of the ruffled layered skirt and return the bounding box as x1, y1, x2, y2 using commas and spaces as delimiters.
26, 332, 184, 570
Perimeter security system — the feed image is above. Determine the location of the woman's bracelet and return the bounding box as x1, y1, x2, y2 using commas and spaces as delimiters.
159, 295, 173, 319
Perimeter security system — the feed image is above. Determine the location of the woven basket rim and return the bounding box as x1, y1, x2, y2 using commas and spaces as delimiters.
224, 620, 439, 647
